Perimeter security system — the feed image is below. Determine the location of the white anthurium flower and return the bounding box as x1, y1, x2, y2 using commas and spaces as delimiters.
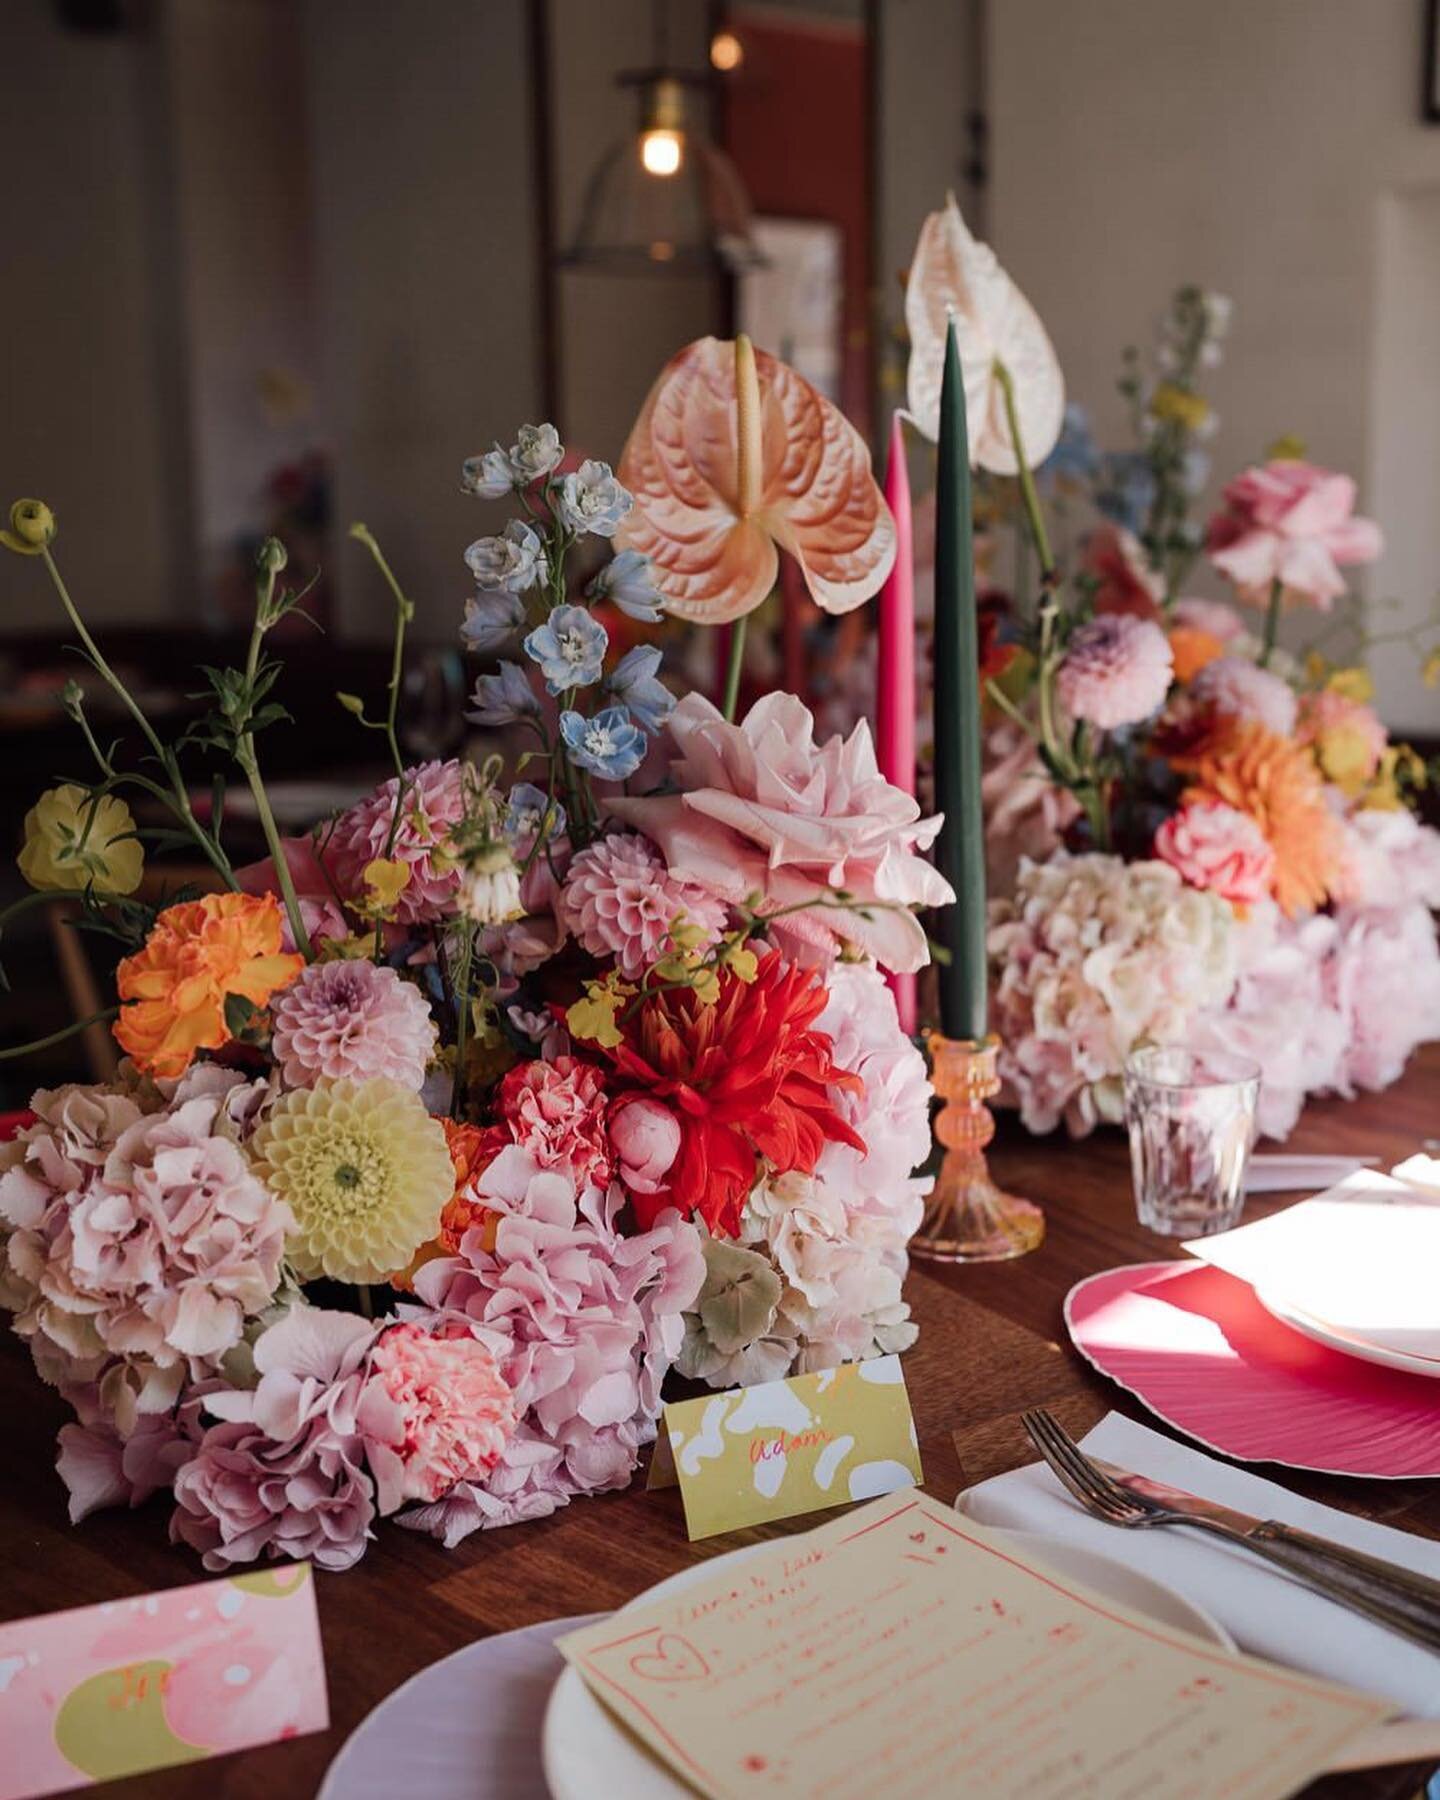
904, 193, 1065, 474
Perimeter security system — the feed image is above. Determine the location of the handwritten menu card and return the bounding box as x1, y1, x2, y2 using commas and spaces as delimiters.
558, 1493, 1393, 1799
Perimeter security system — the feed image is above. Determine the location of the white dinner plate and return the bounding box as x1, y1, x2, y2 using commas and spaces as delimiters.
540, 1526, 1236, 1800
1255, 1285, 1440, 1381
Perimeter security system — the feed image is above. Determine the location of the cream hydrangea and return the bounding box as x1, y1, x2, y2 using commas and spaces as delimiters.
248, 1079, 452, 1283
989, 853, 1237, 1135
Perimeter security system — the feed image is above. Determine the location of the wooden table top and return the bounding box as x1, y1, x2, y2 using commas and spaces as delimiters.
2, 1043, 1436, 1800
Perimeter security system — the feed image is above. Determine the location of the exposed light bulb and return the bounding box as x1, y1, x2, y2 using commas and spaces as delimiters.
710, 30, 743, 71
640, 127, 684, 177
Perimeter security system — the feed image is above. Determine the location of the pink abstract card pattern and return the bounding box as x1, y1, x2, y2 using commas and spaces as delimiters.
0, 1562, 327, 1800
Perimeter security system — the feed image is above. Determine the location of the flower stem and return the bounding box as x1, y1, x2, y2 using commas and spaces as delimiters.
1259, 577, 1283, 668
450, 929, 474, 1122
39, 547, 236, 887
0, 1006, 119, 1061
349, 525, 415, 848
236, 588, 312, 959
722, 616, 748, 722
993, 358, 1055, 578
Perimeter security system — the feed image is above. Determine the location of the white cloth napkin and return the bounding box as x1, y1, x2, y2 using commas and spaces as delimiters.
959, 1412, 1440, 1719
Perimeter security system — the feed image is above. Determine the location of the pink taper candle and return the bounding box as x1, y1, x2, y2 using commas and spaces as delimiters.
876, 411, 917, 1036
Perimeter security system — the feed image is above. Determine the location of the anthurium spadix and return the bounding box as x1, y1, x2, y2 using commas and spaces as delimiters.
905, 194, 1065, 475
616, 335, 895, 626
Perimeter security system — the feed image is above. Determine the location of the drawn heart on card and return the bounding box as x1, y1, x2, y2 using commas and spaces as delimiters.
909, 1531, 926, 1544
629, 1633, 711, 1683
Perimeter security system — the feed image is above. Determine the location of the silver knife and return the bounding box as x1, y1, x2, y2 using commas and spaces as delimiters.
1091, 1456, 1440, 1621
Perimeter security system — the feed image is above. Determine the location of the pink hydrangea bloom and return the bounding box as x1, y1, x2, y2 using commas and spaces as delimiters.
1326, 902, 1440, 1095
1153, 801, 1276, 909
496, 1057, 612, 1188
608, 693, 955, 975
406, 1147, 703, 1543
1172, 597, 1246, 645
357, 1318, 517, 1511
1206, 460, 1382, 610
608, 1095, 682, 1197
1055, 615, 1174, 730
0, 1080, 291, 1373
1334, 809, 1440, 911
1083, 522, 1164, 619
1189, 656, 1298, 736
558, 832, 728, 978
270, 959, 436, 1091
170, 1306, 379, 1571
326, 759, 465, 925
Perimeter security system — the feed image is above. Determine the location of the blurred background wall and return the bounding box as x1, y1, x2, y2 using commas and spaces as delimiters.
3, 0, 1437, 729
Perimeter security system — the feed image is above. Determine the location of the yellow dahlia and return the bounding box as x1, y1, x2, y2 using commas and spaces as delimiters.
249, 1079, 452, 1283
1174, 717, 1342, 918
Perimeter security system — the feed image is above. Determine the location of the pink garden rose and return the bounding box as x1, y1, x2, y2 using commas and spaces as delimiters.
496, 1057, 612, 1189
1206, 460, 1382, 610
357, 1318, 517, 1511
1055, 615, 1174, 730
236, 835, 349, 951
608, 693, 955, 974
607, 1095, 682, 1197
1154, 801, 1276, 909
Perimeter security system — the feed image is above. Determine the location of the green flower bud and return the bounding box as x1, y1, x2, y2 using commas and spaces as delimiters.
1, 499, 56, 555
336, 692, 366, 717
256, 536, 289, 575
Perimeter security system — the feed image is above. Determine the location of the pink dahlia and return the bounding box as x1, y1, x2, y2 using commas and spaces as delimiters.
558, 832, 728, 978
270, 959, 436, 1091
1055, 615, 1174, 730
607, 693, 955, 974
1189, 656, 1298, 736
1154, 801, 1276, 909
357, 1318, 517, 1511
326, 759, 465, 925
1206, 460, 1382, 611
496, 1057, 612, 1189
1083, 522, 1164, 620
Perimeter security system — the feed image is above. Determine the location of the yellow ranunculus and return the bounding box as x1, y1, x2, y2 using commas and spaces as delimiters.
18, 785, 143, 894
1325, 666, 1374, 703
1148, 383, 1209, 432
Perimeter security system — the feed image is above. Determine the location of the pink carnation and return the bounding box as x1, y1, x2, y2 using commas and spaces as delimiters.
1189, 656, 1298, 736
270, 959, 436, 1090
357, 1319, 517, 1510
1206, 460, 1382, 611
608, 694, 955, 975
326, 759, 465, 924
558, 832, 727, 978
1055, 615, 1174, 729
1154, 801, 1276, 909
496, 1057, 613, 1188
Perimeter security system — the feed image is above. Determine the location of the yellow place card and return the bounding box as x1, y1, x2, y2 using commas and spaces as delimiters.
558, 1493, 1396, 1800
652, 1354, 921, 1540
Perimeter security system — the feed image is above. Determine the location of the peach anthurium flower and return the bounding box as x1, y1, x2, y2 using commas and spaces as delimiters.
615, 334, 895, 626
905, 194, 1065, 473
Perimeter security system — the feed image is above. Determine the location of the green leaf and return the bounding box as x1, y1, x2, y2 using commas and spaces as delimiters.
223, 992, 259, 1038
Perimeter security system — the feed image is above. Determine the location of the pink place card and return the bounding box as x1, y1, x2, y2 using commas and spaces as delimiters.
0, 1563, 327, 1800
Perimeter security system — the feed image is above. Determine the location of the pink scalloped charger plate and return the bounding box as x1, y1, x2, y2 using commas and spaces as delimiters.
1064, 1262, 1440, 1479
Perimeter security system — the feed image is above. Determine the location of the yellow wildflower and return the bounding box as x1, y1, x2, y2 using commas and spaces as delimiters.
358, 856, 411, 920
1325, 666, 1374, 703
718, 937, 760, 983
19, 785, 143, 894
1266, 434, 1307, 463
566, 974, 633, 1049
1148, 383, 1209, 432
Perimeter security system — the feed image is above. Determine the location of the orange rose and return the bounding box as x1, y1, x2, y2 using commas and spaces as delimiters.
114, 891, 304, 1079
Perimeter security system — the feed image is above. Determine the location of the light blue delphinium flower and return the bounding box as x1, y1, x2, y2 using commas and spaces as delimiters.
460, 589, 525, 654
559, 705, 647, 780
554, 460, 633, 538
464, 519, 548, 592
607, 644, 674, 732
587, 549, 665, 622
461, 447, 512, 498
1038, 404, 1100, 494
524, 603, 609, 693
1096, 452, 1158, 537
508, 423, 564, 483
505, 781, 566, 843
466, 660, 540, 727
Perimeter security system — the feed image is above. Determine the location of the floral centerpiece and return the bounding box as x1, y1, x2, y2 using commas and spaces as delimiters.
0, 339, 950, 1570
895, 209, 1440, 1138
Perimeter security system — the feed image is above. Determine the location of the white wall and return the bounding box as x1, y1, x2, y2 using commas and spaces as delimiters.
989, 0, 1440, 732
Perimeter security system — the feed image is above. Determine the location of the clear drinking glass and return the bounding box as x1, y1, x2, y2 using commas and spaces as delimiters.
1123, 1046, 1261, 1238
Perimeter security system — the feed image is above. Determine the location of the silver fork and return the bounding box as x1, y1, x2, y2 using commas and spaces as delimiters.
1020, 1409, 1440, 1653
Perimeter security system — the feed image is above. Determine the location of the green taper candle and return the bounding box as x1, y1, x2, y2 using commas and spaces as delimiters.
932, 316, 988, 1041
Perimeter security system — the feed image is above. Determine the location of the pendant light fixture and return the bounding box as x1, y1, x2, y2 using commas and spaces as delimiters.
562, 1, 765, 275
